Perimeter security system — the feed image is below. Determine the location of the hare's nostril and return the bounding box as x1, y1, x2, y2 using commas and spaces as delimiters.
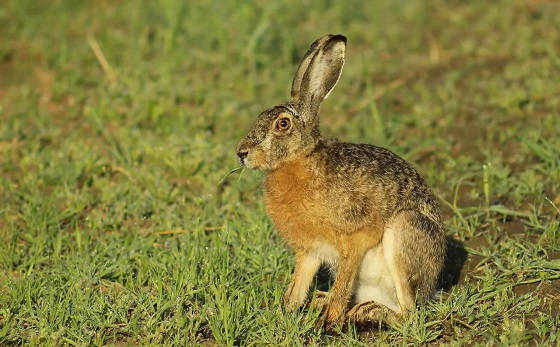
237, 150, 248, 163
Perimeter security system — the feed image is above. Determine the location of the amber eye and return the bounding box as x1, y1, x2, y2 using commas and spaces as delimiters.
276, 117, 291, 131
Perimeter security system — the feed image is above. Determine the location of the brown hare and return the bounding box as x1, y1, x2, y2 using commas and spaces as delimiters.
236, 34, 446, 329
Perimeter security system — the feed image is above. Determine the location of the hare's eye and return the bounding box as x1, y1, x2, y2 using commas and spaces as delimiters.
276, 118, 291, 131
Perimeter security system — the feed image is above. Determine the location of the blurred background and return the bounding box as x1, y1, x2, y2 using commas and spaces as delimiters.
1, 0, 559, 345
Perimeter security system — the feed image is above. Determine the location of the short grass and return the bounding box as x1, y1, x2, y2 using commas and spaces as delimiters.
1, 0, 560, 345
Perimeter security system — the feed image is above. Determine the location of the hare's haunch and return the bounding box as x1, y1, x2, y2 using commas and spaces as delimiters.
237, 34, 445, 329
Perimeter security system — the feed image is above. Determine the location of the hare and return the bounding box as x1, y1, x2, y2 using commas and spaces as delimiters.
236, 34, 446, 328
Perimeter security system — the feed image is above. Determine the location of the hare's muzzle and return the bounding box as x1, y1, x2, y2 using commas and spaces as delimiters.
237, 150, 248, 165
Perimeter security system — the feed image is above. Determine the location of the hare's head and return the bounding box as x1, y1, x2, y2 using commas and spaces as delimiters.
236, 34, 346, 170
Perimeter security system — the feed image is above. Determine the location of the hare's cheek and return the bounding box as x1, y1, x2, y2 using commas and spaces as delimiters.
247, 149, 268, 169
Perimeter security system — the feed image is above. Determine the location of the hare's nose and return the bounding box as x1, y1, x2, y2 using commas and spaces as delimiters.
237, 150, 248, 164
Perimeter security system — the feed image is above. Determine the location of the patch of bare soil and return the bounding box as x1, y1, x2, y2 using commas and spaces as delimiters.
514, 279, 560, 317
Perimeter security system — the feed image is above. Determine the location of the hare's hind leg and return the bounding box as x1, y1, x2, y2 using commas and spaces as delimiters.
383, 210, 445, 317
383, 214, 417, 318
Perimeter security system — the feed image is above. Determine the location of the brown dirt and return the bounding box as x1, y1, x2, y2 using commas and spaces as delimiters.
514, 279, 560, 317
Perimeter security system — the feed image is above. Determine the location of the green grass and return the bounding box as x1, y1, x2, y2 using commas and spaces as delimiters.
1, 0, 560, 345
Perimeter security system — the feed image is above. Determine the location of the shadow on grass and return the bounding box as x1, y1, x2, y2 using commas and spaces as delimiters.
439, 236, 468, 291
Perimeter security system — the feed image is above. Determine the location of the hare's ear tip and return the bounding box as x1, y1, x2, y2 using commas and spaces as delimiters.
329, 34, 347, 44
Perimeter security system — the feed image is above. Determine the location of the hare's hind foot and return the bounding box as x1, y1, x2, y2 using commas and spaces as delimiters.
346, 301, 401, 327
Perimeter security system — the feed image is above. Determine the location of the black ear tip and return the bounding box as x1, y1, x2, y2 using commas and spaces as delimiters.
329, 34, 347, 44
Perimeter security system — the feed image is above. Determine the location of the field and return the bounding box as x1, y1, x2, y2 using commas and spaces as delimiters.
1, 0, 560, 345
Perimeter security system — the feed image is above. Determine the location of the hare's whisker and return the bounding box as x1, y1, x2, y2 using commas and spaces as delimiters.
217, 166, 245, 186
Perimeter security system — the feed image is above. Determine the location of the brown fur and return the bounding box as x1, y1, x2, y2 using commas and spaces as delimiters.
236, 34, 446, 330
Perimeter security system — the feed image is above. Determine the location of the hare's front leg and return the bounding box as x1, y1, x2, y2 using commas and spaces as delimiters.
284, 251, 321, 311
321, 244, 368, 328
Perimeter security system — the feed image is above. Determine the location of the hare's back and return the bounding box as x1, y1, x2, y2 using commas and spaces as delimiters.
318, 140, 438, 218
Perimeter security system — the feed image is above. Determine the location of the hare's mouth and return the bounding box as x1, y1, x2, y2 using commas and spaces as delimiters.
237, 150, 248, 166
241, 156, 259, 169
238, 152, 259, 169
238, 148, 269, 170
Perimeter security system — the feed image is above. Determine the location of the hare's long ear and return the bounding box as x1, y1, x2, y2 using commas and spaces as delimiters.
290, 34, 346, 119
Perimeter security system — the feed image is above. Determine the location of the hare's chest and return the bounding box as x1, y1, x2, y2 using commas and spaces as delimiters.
264, 169, 325, 245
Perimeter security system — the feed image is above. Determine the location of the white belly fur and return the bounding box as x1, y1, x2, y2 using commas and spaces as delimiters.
352, 242, 399, 312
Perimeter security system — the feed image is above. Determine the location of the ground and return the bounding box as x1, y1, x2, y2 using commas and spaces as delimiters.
1, 0, 559, 345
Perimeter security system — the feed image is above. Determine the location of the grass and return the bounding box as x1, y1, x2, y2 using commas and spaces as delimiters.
1, 0, 559, 345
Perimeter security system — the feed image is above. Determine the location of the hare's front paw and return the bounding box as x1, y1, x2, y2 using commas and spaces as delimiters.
318, 301, 346, 330
283, 281, 299, 312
